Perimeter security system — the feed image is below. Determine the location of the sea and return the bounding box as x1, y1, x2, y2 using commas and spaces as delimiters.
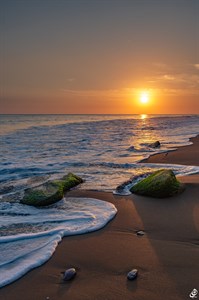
0, 114, 199, 288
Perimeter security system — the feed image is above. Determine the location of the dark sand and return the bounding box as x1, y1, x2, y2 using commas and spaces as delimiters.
142, 135, 199, 166
0, 137, 199, 300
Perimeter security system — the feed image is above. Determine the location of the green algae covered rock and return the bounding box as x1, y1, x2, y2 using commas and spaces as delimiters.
130, 169, 184, 198
21, 173, 83, 206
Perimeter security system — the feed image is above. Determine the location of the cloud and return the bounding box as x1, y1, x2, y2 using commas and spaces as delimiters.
61, 88, 123, 98
60, 62, 199, 99
163, 75, 175, 80
144, 63, 199, 94
151, 62, 169, 70
67, 78, 75, 82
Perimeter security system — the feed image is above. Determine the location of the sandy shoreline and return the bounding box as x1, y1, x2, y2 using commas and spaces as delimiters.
0, 137, 199, 300
141, 135, 199, 166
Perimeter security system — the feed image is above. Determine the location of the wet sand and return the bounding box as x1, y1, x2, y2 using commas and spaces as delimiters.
141, 135, 199, 166
0, 137, 199, 300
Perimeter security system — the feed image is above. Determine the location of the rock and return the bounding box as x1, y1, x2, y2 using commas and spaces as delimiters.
127, 269, 138, 280
148, 141, 160, 148
142, 126, 155, 131
130, 169, 184, 198
21, 173, 83, 206
63, 268, 76, 281
136, 230, 145, 236
127, 145, 135, 151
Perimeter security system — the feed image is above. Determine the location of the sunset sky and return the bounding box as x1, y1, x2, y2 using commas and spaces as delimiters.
1, 0, 199, 114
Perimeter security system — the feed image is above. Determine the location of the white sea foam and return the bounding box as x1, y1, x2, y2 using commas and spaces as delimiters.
0, 197, 117, 288
0, 114, 199, 287
1, 115, 199, 190
113, 163, 199, 195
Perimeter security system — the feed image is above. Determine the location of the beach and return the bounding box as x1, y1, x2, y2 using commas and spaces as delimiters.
141, 136, 199, 166
0, 136, 198, 300
2, 0, 199, 297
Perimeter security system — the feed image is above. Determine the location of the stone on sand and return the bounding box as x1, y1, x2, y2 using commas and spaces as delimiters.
63, 268, 76, 281
130, 169, 184, 198
127, 269, 138, 280
21, 173, 83, 206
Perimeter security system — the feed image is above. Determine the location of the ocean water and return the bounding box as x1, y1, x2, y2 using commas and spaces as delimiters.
0, 114, 199, 287
0, 197, 116, 288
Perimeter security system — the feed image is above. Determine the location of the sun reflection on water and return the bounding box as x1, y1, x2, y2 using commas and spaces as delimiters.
141, 114, 147, 120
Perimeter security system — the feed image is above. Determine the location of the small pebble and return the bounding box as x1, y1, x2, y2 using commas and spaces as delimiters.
63, 268, 76, 281
127, 269, 138, 280
136, 230, 145, 236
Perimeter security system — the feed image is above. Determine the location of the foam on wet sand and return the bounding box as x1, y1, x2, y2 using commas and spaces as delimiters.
0, 136, 199, 300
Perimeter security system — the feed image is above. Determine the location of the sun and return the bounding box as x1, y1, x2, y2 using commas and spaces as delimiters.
140, 92, 149, 104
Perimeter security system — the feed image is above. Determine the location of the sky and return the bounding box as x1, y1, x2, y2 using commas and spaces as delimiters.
0, 0, 199, 114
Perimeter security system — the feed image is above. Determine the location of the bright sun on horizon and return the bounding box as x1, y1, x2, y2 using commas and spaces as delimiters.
140, 92, 150, 104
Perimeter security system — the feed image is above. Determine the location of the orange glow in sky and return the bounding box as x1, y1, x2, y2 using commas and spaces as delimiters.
1, 0, 199, 114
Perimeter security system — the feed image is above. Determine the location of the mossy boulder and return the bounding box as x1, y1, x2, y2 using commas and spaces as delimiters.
21, 173, 83, 206
130, 169, 184, 198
